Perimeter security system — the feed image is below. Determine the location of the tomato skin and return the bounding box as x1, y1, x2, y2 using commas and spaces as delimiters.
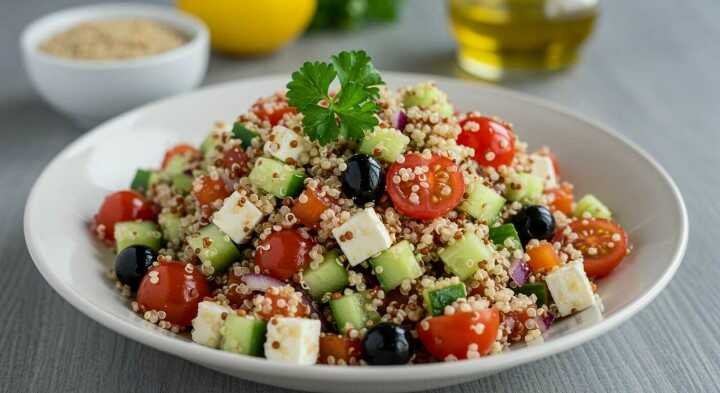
162, 144, 200, 169
527, 243, 561, 273
251, 99, 297, 126
417, 309, 499, 360
219, 146, 249, 177
386, 153, 465, 221
92, 190, 157, 242
136, 263, 210, 326
547, 182, 574, 215
319, 335, 363, 365
457, 114, 515, 168
255, 230, 315, 281
567, 219, 629, 278
192, 175, 230, 207
254, 286, 311, 319
292, 188, 330, 228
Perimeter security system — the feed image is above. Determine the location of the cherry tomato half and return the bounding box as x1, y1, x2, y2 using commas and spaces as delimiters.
251, 98, 297, 126
92, 190, 157, 242
136, 262, 210, 326
417, 309, 500, 360
255, 229, 315, 281
192, 175, 230, 207
567, 219, 629, 278
319, 335, 363, 365
546, 182, 574, 215
161, 144, 201, 169
457, 114, 516, 168
219, 146, 249, 178
253, 286, 311, 320
292, 188, 331, 228
386, 153, 465, 220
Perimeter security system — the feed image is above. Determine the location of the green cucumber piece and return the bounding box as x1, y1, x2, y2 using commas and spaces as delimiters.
114, 221, 163, 253
439, 232, 493, 280
158, 212, 183, 245
423, 283, 467, 316
130, 169, 157, 194
359, 128, 410, 163
460, 183, 506, 224
369, 240, 423, 291
330, 293, 369, 333
163, 155, 191, 176
303, 251, 349, 299
171, 173, 193, 195
219, 314, 266, 356
200, 131, 222, 156
505, 173, 544, 204
232, 122, 258, 148
187, 224, 241, 274
249, 157, 305, 198
403, 83, 446, 108
515, 282, 550, 306
489, 223, 522, 250
574, 194, 612, 219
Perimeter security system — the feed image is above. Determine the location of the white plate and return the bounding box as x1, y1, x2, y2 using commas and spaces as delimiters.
24, 73, 688, 393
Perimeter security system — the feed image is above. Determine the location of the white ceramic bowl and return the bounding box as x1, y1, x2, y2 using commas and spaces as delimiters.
20, 3, 209, 126
24, 73, 687, 393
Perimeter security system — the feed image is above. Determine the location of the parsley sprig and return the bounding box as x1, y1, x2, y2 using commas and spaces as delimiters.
287, 50, 384, 145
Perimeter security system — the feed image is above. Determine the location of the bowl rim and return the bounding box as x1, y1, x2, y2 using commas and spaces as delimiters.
23, 72, 688, 382
19, 2, 209, 70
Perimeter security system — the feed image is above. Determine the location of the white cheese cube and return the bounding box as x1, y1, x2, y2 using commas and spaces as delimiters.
545, 261, 595, 317
212, 191, 264, 243
529, 154, 558, 189
264, 125, 305, 163
264, 317, 320, 365
332, 208, 392, 266
191, 301, 232, 348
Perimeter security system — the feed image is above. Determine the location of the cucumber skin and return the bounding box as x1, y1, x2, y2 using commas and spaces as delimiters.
130, 169, 154, 194
114, 221, 163, 253
249, 157, 306, 198
158, 212, 183, 245
359, 128, 410, 163
330, 293, 368, 333
303, 251, 349, 299
171, 174, 193, 195
460, 183, 506, 224
439, 232, 493, 280
423, 283, 467, 316
232, 122, 258, 149
370, 240, 423, 291
187, 224, 241, 274
516, 282, 550, 306
163, 155, 191, 176
489, 224, 522, 250
220, 315, 266, 356
574, 194, 612, 219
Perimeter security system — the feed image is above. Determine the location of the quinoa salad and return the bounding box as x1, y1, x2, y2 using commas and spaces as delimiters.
92, 51, 630, 366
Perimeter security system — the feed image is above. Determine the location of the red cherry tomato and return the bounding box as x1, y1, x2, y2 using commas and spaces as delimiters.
161, 144, 200, 169
251, 99, 297, 126
136, 262, 210, 326
386, 153, 465, 220
546, 182, 574, 215
255, 229, 315, 281
253, 286, 311, 319
92, 190, 157, 242
192, 175, 230, 207
319, 335, 363, 365
291, 188, 331, 228
504, 310, 532, 343
457, 114, 516, 168
565, 219, 629, 279
220, 146, 249, 177
417, 309, 500, 360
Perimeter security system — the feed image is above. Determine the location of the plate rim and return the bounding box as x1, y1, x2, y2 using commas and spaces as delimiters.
23, 72, 689, 382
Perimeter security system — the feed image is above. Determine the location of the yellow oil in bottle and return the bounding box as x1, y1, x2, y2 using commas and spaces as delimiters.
448, 0, 598, 80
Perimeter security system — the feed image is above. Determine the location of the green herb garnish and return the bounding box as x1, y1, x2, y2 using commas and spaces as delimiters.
286, 50, 384, 145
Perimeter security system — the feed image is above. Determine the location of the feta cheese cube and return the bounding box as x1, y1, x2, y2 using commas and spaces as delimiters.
529, 154, 558, 189
191, 301, 232, 348
264, 125, 305, 163
212, 191, 264, 243
264, 317, 320, 365
332, 208, 392, 266
545, 261, 595, 316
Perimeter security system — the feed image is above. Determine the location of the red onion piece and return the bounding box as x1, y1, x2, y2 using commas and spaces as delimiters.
241, 274, 284, 292
392, 110, 408, 131
536, 311, 556, 332
509, 259, 530, 287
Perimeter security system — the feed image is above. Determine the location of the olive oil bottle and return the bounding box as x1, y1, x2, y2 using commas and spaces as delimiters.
448, 0, 598, 80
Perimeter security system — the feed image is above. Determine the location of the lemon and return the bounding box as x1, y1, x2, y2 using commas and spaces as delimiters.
177, 0, 317, 56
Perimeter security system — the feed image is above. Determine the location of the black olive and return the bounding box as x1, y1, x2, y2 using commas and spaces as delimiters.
341, 154, 385, 206
511, 205, 556, 246
362, 323, 414, 365
114, 245, 156, 291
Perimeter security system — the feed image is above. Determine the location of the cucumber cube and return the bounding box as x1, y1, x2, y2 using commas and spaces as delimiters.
232, 122, 258, 148
163, 154, 191, 176
505, 172, 544, 204
219, 314, 266, 356
249, 157, 305, 198
423, 283, 467, 316
439, 232, 493, 280
130, 169, 155, 194
114, 221, 163, 253
158, 212, 183, 245
515, 282, 550, 306
370, 241, 423, 291
187, 224, 241, 274
200, 130, 223, 157
460, 183, 506, 224
489, 223, 522, 250
171, 173, 193, 195
330, 293, 369, 333
303, 251, 349, 299
359, 127, 410, 162
402, 82, 447, 109
574, 194, 612, 219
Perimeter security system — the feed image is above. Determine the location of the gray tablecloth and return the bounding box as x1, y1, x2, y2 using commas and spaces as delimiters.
2, 0, 718, 392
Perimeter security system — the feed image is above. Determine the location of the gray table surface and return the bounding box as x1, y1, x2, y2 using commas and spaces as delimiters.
2, 0, 719, 392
